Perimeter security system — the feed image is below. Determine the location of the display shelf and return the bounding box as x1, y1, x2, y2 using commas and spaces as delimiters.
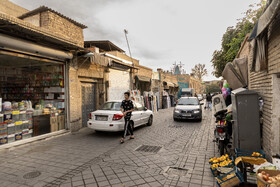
1, 98, 64, 100
0, 92, 64, 94
0, 72, 63, 76
0, 79, 63, 82
0, 86, 64, 88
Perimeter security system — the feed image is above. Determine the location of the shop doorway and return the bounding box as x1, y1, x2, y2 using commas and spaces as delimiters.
81, 83, 96, 127
0, 53, 66, 145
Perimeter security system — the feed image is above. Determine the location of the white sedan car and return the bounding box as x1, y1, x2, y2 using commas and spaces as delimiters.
87, 100, 153, 132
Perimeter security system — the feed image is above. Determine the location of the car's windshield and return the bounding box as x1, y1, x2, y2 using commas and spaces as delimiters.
100, 102, 121, 110
177, 98, 199, 105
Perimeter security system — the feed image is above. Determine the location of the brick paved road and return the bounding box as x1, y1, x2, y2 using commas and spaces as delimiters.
0, 107, 218, 187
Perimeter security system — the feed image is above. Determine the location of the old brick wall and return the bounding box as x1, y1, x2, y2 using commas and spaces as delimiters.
78, 61, 108, 110
0, 0, 29, 17
69, 58, 82, 132
135, 64, 153, 78
41, 11, 84, 48
69, 54, 109, 132
152, 72, 160, 93
161, 72, 178, 85
23, 14, 40, 26
189, 77, 202, 94
246, 15, 280, 158
237, 34, 250, 59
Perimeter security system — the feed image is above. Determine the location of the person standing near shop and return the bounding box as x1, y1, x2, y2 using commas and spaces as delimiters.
120, 91, 134, 144
206, 93, 212, 111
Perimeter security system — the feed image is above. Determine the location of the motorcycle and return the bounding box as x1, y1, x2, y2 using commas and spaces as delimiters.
214, 109, 232, 156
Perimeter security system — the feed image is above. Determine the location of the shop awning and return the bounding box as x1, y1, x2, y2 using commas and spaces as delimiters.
136, 75, 151, 83
109, 60, 138, 71
248, 0, 280, 40
0, 33, 73, 60
173, 83, 179, 87
164, 81, 174, 87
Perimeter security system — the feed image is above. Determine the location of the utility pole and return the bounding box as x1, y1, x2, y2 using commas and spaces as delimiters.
124, 29, 134, 90
124, 29, 133, 61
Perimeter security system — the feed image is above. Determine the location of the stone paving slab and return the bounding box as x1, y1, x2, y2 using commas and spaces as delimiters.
0, 107, 223, 187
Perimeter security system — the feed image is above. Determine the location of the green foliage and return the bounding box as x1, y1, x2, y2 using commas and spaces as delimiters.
211, 0, 267, 78
205, 84, 221, 94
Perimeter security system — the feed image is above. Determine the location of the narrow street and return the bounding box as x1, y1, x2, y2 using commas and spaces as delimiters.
0, 107, 217, 187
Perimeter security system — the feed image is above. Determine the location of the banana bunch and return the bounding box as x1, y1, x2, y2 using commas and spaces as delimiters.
209, 154, 229, 163
219, 159, 232, 167
252, 152, 263, 157
211, 159, 232, 168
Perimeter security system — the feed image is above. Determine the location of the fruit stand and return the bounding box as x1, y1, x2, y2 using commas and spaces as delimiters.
209, 154, 244, 187
234, 148, 267, 183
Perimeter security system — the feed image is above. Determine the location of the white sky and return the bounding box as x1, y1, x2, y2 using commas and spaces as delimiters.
11, 0, 259, 81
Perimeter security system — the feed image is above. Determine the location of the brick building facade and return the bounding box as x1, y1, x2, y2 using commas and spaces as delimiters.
69, 53, 110, 131
235, 2, 280, 159
0, 1, 88, 137
189, 76, 203, 95
18, 6, 87, 48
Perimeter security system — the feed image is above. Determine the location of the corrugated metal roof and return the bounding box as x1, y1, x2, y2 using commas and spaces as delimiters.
18, 6, 87, 29
85, 40, 125, 53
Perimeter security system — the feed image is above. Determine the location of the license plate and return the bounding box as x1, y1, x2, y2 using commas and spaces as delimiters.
183, 114, 191, 117
96, 116, 108, 121
218, 133, 226, 140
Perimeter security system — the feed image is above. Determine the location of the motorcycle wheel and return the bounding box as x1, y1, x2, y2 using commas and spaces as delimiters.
219, 140, 225, 156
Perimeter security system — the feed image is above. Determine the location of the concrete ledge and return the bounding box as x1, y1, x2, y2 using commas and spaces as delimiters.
0, 129, 70, 151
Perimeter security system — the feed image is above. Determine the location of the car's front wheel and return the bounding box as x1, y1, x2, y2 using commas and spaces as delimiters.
147, 115, 153, 126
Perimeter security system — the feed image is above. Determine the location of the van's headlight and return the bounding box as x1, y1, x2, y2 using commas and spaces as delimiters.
193, 110, 200, 114
174, 110, 180, 113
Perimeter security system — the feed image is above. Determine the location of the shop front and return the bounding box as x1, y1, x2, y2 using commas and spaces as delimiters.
107, 60, 134, 101
0, 36, 71, 146
163, 81, 175, 107
135, 75, 151, 94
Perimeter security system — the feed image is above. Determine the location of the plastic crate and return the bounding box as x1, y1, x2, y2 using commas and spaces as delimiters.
216, 167, 244, 187
235, 148, 265, 158
210, 158, 235, 177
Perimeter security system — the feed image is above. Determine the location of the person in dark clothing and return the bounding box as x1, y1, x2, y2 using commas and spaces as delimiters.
225, 88, 232, 106
205, 93, 212, 110
120, 91, 134, 144
225, 94, 232, 106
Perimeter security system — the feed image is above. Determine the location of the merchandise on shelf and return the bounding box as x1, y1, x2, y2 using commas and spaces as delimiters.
0, 65, 65, 145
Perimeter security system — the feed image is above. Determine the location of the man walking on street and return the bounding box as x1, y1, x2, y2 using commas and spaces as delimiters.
120, 91, 134, 144
206, 93, 212, 111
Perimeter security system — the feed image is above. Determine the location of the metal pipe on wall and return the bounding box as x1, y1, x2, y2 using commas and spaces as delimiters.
0, 33, 73, 60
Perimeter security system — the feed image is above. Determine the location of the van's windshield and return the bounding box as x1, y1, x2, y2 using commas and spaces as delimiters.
177, 98, 199, 105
